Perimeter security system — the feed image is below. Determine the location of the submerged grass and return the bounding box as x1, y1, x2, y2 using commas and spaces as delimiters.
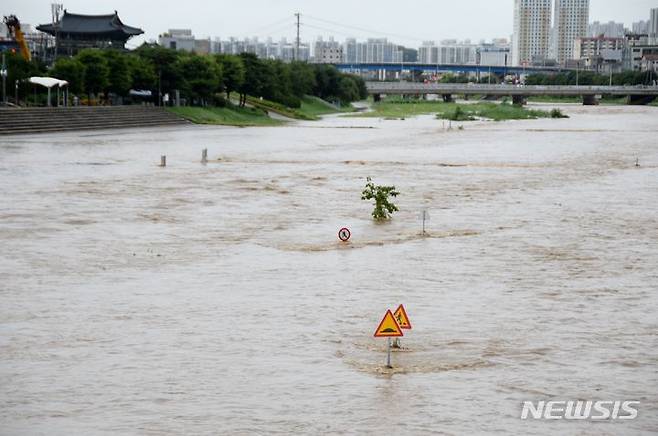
168, 106, 283, 126
351, 98, 564, 121
527, 95, 628, 105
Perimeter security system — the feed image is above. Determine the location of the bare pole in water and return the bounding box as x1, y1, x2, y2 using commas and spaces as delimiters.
422, 210, 426, 235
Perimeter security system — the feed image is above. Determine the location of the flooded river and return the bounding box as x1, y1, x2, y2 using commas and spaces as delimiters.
1, 105, 657, 435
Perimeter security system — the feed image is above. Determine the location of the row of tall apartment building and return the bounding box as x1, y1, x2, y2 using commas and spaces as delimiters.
159, 29, 511, 66
418, 39, 511, 66
513, 0, 658, 67
159, 30, 405, 63
512, 0, 587, 66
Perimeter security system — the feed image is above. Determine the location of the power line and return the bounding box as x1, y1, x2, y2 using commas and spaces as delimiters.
302, 23, 357, 39
242, 16, 296, 37
303, 14, 429, 43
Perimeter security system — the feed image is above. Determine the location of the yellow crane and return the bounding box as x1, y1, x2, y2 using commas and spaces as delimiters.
3, 15, 31, 62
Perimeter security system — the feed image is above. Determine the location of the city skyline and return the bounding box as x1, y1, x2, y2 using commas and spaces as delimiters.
3, 0, 657, 48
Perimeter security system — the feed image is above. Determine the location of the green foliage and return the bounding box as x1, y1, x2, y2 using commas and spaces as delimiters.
179, 54, 221, 104
103, 50, 132, 96
238, 53, 267, 106
436, 102, 552, 121
125, 55, 157, 91
440, 73, 471, 83
446, 106, 476, 121
289, 61, 316, 97
5, 51, 42, 91
550, 108, 569, 118
76, 49, 110, 97
134, 44, 183, 95
245, 96, 313, 120
216, 54, 245, 98
50, 57, 85, 94
49, 58, 85, 94
352, 99, 557, 121
525, 71, 656, 86
361, 177, 400, 221
40, 44, 365, 110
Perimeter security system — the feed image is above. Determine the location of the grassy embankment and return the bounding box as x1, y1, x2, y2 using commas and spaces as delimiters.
350, 98, 567, 121
246, 95, 354, 120
168, 105, 283, 127
170, 95, 351, 126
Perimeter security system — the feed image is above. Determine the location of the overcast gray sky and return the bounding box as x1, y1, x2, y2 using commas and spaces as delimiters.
4, 0, 657, 47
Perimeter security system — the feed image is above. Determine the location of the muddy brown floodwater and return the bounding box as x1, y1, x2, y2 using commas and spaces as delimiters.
1, 104, 657, 435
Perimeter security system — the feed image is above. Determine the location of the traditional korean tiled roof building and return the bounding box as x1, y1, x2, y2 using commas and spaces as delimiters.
37, 10, 143, 56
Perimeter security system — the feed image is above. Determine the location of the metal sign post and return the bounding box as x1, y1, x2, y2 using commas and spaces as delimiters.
386, 338, 392, 368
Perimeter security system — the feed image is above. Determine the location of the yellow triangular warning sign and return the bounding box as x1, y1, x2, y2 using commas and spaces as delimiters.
393, 304, 412, 330
374, 309, 404, 337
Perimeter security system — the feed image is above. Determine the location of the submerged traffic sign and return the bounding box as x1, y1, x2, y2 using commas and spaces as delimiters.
374, 309, 404, 337
338, 227, 351, 242
393, 304, 412, 330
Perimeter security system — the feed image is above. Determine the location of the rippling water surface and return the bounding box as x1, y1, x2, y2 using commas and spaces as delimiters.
1, 105, 657, 435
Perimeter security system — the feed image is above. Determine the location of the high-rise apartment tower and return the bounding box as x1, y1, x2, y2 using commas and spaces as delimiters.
512, 0, 552, 66
553, 0, 590, 64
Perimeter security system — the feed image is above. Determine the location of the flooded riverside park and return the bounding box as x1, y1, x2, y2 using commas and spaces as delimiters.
1, 104, 657, 434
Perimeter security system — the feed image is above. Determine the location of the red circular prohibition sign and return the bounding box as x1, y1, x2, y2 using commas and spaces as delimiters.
338, 227, 351, 242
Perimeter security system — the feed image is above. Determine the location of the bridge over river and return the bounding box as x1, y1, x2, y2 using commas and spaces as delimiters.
366, 82, 658, 105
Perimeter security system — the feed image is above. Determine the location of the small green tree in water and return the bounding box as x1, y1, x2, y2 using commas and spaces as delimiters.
361, 177, 399, 221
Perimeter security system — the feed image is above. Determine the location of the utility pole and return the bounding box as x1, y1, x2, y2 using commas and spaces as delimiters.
294, 12, 301, 61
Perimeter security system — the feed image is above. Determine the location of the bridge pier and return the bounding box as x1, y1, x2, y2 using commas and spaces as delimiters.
627, 95, 657, 105
442, 94, 454, 103
512, 95, 527, 106
582, 95, 600, 105
373, 94, 381, 103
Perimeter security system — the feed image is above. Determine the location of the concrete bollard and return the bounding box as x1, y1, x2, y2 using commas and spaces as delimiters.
160, 155, 166, 167
201, 148, 208, 164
